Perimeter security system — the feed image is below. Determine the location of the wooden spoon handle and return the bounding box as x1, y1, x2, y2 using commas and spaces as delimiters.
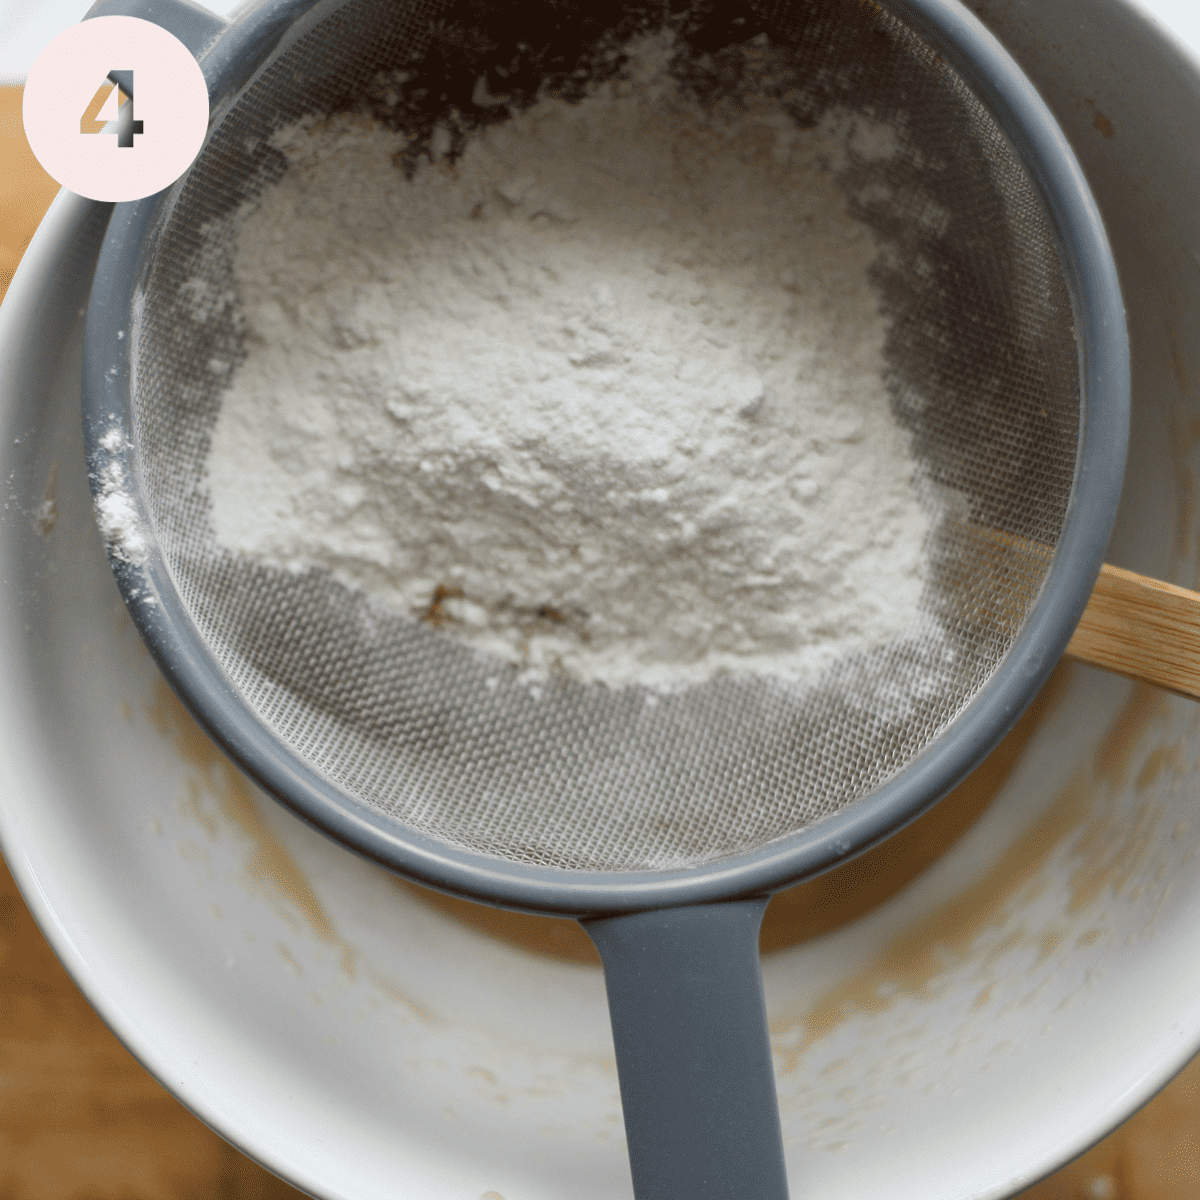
1066, 563, 1200, 701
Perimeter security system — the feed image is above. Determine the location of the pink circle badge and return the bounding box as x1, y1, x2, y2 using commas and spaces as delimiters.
23, 16, 210, 203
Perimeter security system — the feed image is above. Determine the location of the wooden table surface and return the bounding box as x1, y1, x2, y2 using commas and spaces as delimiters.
2, 84, 1198, 1200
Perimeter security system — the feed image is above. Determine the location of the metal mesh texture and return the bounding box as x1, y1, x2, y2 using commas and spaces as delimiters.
128, 0, 1080, 872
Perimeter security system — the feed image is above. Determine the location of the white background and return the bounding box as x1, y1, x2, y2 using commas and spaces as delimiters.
2, 0, 1199, 82
0, 0, 242, 83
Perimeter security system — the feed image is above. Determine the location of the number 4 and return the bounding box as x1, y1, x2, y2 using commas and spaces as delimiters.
79, 71, 143, 146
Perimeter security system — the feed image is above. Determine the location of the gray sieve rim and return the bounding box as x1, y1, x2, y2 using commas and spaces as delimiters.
82, 0, 1129, 918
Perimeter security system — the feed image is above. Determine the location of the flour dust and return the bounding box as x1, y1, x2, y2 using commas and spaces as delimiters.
203, 31, 934, 692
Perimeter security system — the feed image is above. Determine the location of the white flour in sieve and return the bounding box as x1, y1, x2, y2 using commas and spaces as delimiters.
204, 33, 934, 692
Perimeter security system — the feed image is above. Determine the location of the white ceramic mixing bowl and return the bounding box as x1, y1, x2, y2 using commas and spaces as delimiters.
2, 0, 1200, 1195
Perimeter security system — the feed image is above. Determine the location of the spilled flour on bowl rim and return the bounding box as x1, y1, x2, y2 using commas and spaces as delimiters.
203, 30, 934, 692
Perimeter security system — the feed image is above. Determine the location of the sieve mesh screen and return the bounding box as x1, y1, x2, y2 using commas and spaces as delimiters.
128, 0, 1078, 872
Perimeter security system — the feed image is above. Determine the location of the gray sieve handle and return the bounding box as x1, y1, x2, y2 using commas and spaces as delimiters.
582, 898, 789, 1200
84, 0, 227, 57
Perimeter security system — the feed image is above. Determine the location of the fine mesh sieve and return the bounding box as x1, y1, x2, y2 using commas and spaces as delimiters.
81, 0, 1127, 1195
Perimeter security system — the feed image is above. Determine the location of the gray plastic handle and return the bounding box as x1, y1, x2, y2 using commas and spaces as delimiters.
84, 0, 227, 57
583, 898, 790, 1200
